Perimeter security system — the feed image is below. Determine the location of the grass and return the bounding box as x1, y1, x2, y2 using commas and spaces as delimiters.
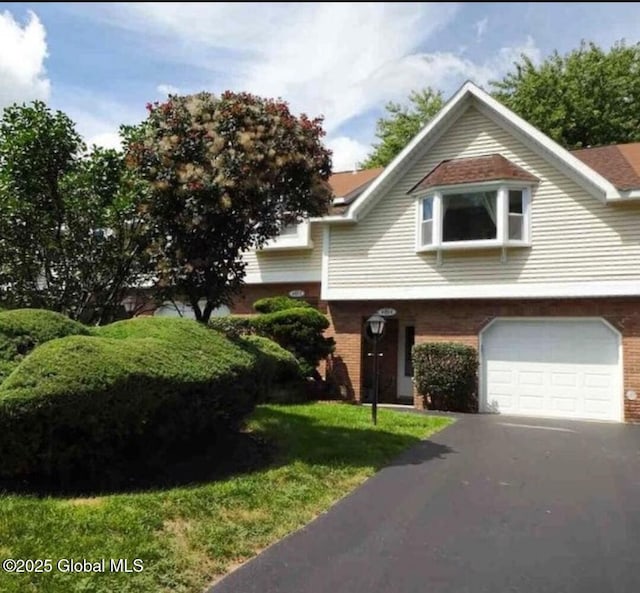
0, 403, 452, 593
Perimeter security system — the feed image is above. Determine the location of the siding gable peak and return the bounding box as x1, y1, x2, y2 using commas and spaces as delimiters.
346, 82, 621, 222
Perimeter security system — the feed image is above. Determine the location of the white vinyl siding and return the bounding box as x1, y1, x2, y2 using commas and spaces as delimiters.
328, 105, 640, 291
244, 222, 323, 283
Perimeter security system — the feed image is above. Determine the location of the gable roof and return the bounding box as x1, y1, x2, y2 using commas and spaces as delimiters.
329, 168, 383, 198
320, 81, 637, 223
572, 143, 640, 191
409, 154, 539, 193
327, 167, 383, 215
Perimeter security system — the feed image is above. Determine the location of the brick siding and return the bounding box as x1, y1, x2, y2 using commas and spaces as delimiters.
326, 298, 640, 422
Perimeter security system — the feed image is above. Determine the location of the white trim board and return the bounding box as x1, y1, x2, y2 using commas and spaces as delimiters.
245, 270, 321, 284
322, 280, 640, 301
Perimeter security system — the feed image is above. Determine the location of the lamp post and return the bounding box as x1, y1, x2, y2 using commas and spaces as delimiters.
366, 314, 386, 425
122, 295, 139, 317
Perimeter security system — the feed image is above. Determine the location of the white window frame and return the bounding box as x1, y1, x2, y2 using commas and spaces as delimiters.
261, 220, 314, 251
415, 181, 532, 252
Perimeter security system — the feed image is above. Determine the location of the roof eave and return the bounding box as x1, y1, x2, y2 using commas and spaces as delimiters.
609, 188, 640, 201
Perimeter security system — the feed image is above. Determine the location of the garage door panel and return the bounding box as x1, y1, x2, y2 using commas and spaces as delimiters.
482, 319, 620, 421
551, 398, 577, 413
551, 372, 578, 387
584, 372, 612, 388
519, 370, 544, 386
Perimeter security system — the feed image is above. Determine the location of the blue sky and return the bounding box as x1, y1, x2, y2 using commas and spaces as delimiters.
1, 2, 639, 170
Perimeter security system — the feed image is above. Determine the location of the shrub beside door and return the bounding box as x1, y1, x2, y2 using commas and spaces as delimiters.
412, 343, 478, 412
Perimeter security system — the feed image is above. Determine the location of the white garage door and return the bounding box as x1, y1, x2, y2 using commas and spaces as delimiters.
481, 319, 621, 421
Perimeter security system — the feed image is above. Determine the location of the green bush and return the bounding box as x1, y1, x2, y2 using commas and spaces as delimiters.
253, 296, 312, 314
412, 343, 478, 412
209, 315, 254, 338
0, 316, 294, 479
0, 309, 89, 383
240, 335, 305, 403
252, 307, 335, 378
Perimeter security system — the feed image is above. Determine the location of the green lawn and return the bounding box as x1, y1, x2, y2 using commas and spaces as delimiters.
0, 403, 452, 593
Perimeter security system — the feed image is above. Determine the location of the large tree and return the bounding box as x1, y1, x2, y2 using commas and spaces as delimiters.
0, 102, 147, 322
126, 91, 333, 323
492, 41, 640, 148
361, 88, 444, 168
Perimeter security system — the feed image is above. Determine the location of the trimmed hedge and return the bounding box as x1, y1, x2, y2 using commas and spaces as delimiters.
0, 316, 300, 479
209, 315, 254, 338
252, 307, 335, 378
240, 335, 305, 403
253, 296, 312, 314
412, 342, 478, 412
0, 309, 89, 383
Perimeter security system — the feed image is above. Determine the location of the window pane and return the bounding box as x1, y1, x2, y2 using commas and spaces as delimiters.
404, 326, 415, 376
279, 224, 298, 236
442, 191, 497, 242
509, 190, 523, 214
422, 220, 433, 245
422, 197, 433, 220
508, 213, 523, 240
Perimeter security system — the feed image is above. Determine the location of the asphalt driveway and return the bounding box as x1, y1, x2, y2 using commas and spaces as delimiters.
209, 414, 640, 593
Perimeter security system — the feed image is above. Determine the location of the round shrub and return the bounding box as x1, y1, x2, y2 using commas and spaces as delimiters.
0, 317, 292, 479
240, 335, 305, 403
253, 296, 312, 314
0, 309, 89, 383
412, 342, 478, 412
251, 307, 335, 378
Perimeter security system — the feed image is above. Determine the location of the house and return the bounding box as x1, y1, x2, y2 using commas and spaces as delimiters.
233, 81, 640, 423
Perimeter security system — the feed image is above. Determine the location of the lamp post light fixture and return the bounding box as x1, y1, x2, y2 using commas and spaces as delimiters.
366, 313, 386, 425
122, 295, 139, 317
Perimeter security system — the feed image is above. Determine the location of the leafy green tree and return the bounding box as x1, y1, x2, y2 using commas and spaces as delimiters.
0, 102, 147, 322
126, 91, 333, 323
60, 147, 150, 323
362, 88, 444, 168
492, 41, 640, 148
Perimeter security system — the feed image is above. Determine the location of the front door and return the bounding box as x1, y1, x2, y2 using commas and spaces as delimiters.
361, 318, 398, 403
397, 322, 415, 400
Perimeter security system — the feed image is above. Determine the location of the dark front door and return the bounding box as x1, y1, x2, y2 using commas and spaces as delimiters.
361, 318, 398, 403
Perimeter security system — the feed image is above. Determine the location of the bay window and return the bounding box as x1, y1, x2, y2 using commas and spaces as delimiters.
417, 184, 531, 250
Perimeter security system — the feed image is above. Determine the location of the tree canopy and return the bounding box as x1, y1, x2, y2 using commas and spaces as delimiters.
126, 91, 333, 323
491, 40, 640, 149
363, 41, 640, 165
0, 101, 148, 322
361, 88, 444, 168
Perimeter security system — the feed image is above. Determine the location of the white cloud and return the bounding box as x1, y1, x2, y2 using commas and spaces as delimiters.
0, 10, 50, 108
474, 17, 489, 41
326, 136, 371, 172
157, 83, 181, 96
51, 87, 145, 151
392, 35, 542, 91
70, 4, 540, 169
87, 131, 122, 150
78, 3, 462, 135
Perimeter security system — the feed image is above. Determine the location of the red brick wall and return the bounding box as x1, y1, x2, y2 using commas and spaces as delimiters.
326, 298, 640, 422
230, 282, 325, 314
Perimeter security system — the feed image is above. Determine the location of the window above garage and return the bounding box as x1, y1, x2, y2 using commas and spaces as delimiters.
417, 184, 532, 251
410, 154, 538, 253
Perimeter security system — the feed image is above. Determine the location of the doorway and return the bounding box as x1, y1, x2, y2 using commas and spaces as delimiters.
360, 317, 398, 403
397, 322, 415, 401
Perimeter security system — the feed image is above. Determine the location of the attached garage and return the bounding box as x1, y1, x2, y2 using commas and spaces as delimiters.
480, 318, 622, 422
